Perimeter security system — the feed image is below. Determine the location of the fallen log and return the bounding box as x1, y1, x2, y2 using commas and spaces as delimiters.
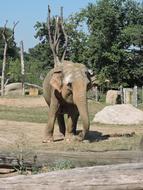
0, 162, 143, 190
0, 150, 143, 169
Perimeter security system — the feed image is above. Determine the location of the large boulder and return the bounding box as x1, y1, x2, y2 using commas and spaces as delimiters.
4, 83, 22, 95
93, 104, 143, 125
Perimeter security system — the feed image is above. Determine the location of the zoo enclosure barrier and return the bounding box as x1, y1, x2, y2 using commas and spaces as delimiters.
88, 86, 143, 107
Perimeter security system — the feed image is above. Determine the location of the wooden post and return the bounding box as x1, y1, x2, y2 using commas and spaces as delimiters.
20, 41, 25, 96
133, 85, 138, 107
95, 86, 98, 102
142, 86, 143, 104
1, 42, 8, 96
123, 88, 126, 104
119, 85, 123, 104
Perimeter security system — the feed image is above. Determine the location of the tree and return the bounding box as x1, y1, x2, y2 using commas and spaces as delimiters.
0, 21, 19, 96
0, 26, 19, 60
20, 41, 25, 95
30, 9, 89, 70
80, 0, 143, 87
29, 0, 143, 87
47, 5, 68, 66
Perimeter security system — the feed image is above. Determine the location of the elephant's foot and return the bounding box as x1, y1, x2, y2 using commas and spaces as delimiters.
65, 133, 76, 142
58, 132, 65, 139
42, 136, 54, 143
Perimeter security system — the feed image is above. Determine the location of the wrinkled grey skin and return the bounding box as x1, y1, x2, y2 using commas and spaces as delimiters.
43, 61, 92, 142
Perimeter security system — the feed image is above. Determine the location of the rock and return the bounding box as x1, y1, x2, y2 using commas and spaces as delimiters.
93, 104, 143, 125
106, 90, 121, 104
0, 163, 143, 190
4, 83, 22, 95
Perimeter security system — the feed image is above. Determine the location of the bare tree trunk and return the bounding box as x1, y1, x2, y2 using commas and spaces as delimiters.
0, 20, 19, 96
47, 5, 68, 67
20, 41, 25, 95
1, 42, 8, 96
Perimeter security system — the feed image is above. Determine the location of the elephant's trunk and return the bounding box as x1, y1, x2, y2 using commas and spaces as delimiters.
73, 82, 89, 140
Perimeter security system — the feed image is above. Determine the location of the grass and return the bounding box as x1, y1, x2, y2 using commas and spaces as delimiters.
0, 95, 142, 124
0, 105, 48, 123
0, 100, 106, 123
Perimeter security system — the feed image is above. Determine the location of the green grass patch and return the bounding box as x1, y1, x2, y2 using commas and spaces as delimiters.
0, 100, 142, 124
0, 105, 48, 123
0, 100, 105, 123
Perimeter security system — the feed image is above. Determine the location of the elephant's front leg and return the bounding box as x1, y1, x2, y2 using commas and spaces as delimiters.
43, 101, 59, 143
65, 113, 79, 142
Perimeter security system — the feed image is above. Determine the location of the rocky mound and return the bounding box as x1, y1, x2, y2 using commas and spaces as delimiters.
93, 104, 143, 125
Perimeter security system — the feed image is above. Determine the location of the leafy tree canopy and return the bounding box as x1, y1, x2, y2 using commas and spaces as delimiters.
79, 0, 143, 87
4, 0, 141, 88
0, 27, 19, 59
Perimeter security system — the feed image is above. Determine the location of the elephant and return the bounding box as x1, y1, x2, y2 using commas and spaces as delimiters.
43, 60, 92, 142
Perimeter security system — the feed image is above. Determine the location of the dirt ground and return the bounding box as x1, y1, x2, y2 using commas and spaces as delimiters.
0, 96, 143, 153
0, 96, 143, 178
0, 96, 47, 108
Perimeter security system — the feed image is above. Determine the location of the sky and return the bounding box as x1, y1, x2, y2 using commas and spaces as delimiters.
0, 0, 96, 52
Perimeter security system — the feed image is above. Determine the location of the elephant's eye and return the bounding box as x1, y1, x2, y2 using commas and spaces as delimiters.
67, 82, 72, 89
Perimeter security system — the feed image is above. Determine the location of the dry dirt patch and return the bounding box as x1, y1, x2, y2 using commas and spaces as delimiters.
0, 119, 142, 154
0, 96, 47, 108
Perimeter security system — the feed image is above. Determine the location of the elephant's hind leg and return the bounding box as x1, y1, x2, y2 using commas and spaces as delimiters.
57, 114, 66, 137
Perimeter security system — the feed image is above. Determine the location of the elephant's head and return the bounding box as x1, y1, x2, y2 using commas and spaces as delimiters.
50, 60, 92, 139
50, 61, 91, 101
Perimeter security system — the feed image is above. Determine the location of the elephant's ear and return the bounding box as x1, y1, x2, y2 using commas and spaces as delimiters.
50, 68, 62, 92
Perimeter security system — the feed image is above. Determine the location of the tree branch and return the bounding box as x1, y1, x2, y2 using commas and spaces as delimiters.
2, 20, 8, 43
47, 5, 68, 66
7, 21, 19, 41
47, 5, 60, 66
61, 21, 68, 62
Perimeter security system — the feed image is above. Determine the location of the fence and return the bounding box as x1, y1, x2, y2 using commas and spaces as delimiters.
88, 85, 143, 107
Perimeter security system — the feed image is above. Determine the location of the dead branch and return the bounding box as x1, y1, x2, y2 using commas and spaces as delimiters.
2, 20, 8, 42
20, 41, 25, 95
7, 21, 19, 41
4, 78, 10, 87
2, 20, 19, 43
47, 5, 68, 67
47, 5, 60, 66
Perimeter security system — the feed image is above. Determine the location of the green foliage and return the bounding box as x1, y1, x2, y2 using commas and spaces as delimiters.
64, 15, 89, 63
1, 0, 142, 88
49, 160, 75, 171
0, 27, 19, 59
0, 26, 20, 86
26, 0, 142, 87
25, 59, 43, 85
8, 58, 21, 82
79, 0, 143, 87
